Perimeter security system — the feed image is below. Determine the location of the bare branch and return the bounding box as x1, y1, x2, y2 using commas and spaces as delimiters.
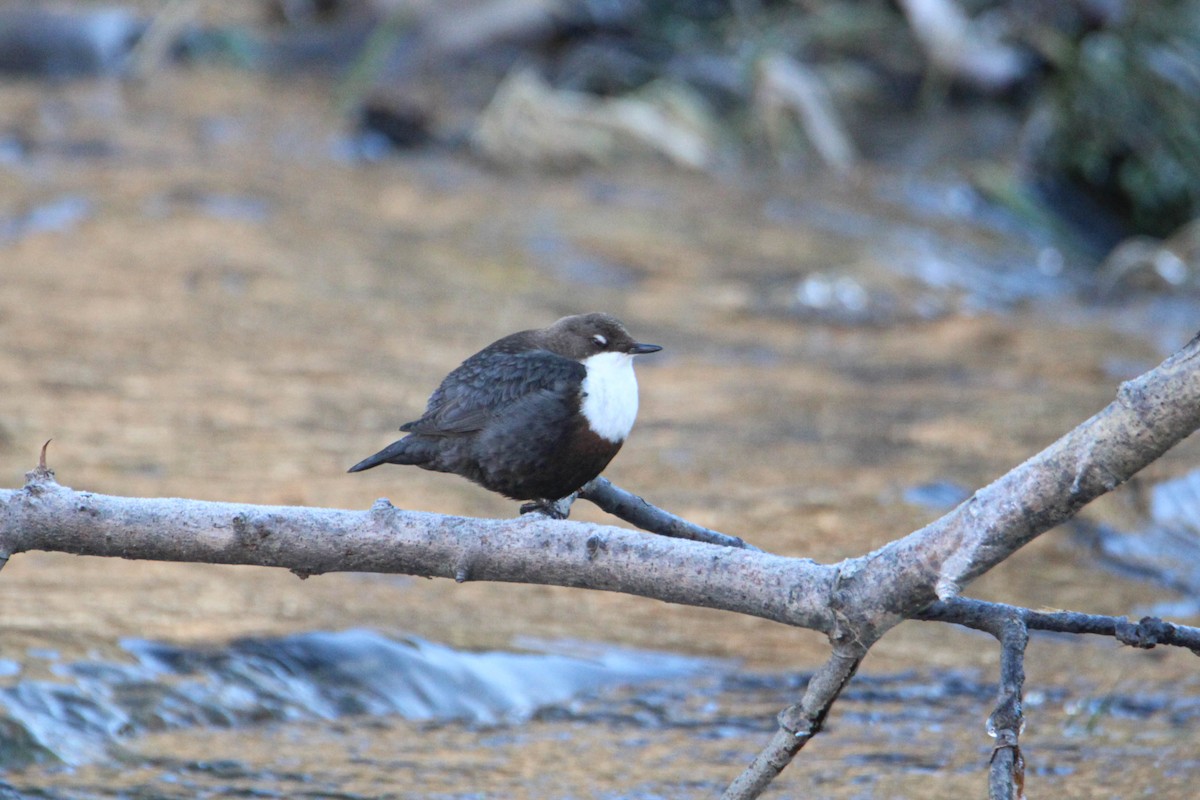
578, 477, 760, 550
719, 333, 1200, 798
0, 473, 835, 634
919, 597, 1200, 654
722, 651, 862, 800
987, 616, 1028, 800
834, 331, 1200, 643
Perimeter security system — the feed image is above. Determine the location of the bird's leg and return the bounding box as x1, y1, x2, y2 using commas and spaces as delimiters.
519, 494, 577, 520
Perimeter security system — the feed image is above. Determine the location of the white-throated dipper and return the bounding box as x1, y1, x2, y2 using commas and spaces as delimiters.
348, 313, 662, 516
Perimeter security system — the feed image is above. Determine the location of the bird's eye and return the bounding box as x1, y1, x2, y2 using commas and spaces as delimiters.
592, 334, 607, 347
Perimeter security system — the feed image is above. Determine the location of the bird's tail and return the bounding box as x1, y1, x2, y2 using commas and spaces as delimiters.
347, 438, 426, 473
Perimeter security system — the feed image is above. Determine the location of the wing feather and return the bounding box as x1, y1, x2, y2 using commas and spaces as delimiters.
400, 349, 584, 436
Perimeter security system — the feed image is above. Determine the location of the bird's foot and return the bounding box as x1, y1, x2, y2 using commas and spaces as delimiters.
519, 496, 575, 520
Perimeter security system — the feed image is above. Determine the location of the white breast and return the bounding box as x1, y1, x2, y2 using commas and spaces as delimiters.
580, 351, 640, 443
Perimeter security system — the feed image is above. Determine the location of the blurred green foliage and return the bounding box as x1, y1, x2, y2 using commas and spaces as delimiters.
1040, 1, 1200, 236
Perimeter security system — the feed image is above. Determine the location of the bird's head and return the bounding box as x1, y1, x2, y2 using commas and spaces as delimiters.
543, 313, 662, 361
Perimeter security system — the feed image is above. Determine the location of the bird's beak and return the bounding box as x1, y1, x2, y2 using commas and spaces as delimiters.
629, 342, 663, 355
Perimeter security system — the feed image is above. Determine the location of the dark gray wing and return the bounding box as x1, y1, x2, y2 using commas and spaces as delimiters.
400, 349, 585, 436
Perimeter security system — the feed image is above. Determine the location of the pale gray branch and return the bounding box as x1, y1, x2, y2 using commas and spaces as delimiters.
721, 651, 863, 800
0, 473, 834, 633
723, 331, 1200, 795
578, 476, 760, 550
832, 331, 1200, 647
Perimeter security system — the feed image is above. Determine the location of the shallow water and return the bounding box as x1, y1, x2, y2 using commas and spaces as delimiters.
0, 631, 721, 771
0, 65, 1198, 797
1, 631, 1198, 799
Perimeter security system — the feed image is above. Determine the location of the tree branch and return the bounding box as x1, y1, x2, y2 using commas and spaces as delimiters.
578, 477, 760, 550
918, 596, 1200, 800
919, 597, 1200, 654
0, 474, 836, 633
987, 615, 1028, 800
721, 332, 1200, 794
831, 331, 1200, 646
721, 651, 862, 800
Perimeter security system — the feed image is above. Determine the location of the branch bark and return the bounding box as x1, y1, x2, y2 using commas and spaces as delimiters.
0, 476, 836, 633
828, 331, 1200, 650
987, 615, 1028, 800
578, 477, 759, 550
722, 651, 862, 800
920, 597, 1200, 654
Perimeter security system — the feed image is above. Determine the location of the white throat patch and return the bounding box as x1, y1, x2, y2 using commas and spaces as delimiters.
580, 351, 640, 443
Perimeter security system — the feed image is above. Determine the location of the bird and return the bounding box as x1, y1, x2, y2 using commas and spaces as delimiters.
348, 313, 662, 516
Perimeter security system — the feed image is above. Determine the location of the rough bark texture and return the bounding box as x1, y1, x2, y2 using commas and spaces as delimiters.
721, 652, 862, 800
578, 477, 759, 550
824, 332, 1200, 649
0, 482, 836, 633
986, 617, 1028, 800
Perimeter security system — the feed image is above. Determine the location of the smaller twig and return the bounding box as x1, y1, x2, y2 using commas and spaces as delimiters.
579, 477, 760, 550
0, 442, 48, 573
920, 599, 1030, 798
986, 616, 1028, 800
721, 651, 862, 800
919, 597, 1200, 655
917, 596, 1200, 799
24, 439, 55, 488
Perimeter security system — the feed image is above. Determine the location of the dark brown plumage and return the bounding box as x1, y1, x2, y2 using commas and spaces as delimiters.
349, 313, 661, 509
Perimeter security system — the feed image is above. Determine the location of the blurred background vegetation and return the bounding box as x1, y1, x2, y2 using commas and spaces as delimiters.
3, 0, 1199, 253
